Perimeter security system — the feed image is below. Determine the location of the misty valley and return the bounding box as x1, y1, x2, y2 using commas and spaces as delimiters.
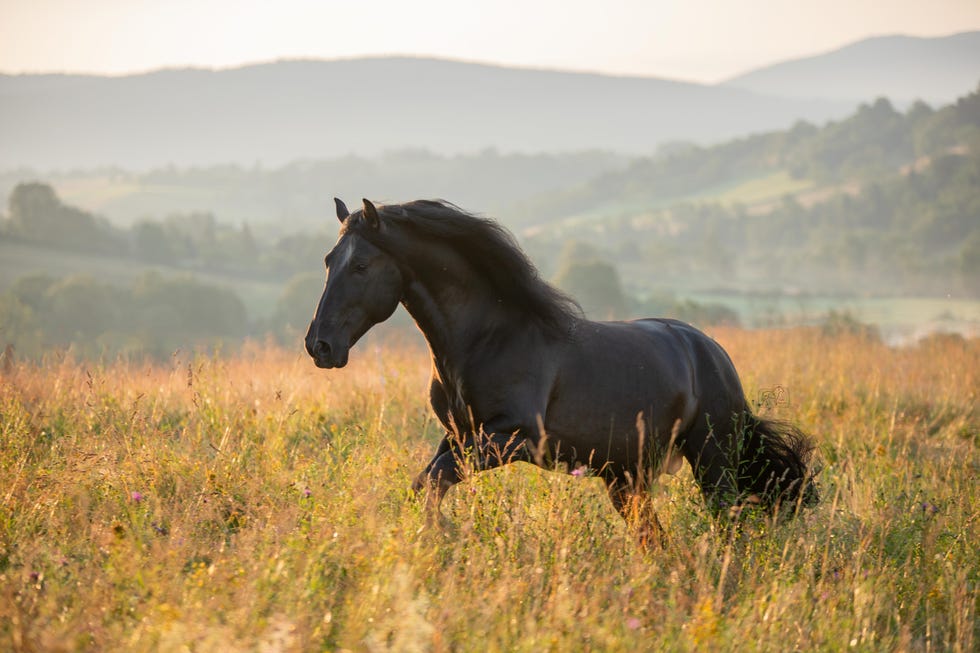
1, 87, 978, 358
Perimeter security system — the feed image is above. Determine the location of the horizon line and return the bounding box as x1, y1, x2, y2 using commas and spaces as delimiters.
2, 29, 974, 85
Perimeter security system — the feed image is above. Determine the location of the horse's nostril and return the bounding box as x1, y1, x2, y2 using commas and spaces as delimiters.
314, 340, 330, 359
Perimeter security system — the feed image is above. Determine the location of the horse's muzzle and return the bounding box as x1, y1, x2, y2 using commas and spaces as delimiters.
309, 338, 349, 369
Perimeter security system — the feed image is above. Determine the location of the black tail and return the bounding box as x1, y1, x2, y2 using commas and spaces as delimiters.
736, 414, 817, 511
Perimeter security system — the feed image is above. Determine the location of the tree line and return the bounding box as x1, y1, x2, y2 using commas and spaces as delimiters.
0, 184, 742, 359
0, 271, 251, 359
512, 86, 980, 226
0, 181, 326, 281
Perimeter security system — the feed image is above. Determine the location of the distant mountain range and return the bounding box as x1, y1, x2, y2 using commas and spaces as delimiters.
1, 32, 976, 170
0, 60, 850, 169
724, 31, 980, 105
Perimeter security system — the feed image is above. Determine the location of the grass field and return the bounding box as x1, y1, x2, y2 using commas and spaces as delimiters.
691, 171, 816, 208
1, 329, 977, 652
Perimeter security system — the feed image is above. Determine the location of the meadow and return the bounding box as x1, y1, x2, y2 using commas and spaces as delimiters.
1, 328, 977, 652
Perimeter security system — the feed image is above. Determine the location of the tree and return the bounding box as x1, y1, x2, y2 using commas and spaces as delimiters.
133, 221, 178, 264
5, 182, 125, 255
132, 272, 248, 343
0, 293, 42, 356
43, 275, 122, 346
9, 274, 55, 311
7, 182, 62, 237
553, 258, 628, 319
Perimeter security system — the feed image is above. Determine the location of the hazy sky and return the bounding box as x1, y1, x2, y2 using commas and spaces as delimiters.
2, 0, 979, 82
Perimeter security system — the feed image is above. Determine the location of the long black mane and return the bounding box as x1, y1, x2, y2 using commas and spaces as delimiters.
351, 199, 583, 335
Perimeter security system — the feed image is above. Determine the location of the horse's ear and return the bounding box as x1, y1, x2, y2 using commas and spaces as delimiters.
334, 197, 350, 223
362, 198, 380, 230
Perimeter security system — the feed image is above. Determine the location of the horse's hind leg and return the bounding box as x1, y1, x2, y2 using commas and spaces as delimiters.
679, 416, 740, 514
607, 479, 667, 549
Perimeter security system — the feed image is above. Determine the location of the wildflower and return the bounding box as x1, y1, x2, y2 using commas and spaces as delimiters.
571, 467, 585, 478
131, 491, 144, 503
627, 617, 641, 630
303, 486, 312, 498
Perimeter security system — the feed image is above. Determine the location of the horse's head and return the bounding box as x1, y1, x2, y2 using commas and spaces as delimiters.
305, 198, 403, 368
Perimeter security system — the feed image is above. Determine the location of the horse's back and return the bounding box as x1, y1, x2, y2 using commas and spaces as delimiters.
572, 317, 737, 383
561, 318, 699, 393
632, 317, 742, 381
630, 317, 747, 406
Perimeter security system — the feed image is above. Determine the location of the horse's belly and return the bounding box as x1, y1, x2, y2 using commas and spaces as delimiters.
544, 382, 694, 472
544, 323, 699, 472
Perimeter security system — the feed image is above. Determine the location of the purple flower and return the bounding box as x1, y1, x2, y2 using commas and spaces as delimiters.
627, 617, 642, 630
303, 487, 312, 499
571, 468, 585, 478
130, 491, 144, 503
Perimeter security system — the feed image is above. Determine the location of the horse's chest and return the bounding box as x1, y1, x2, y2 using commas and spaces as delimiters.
429, 376, 471, 432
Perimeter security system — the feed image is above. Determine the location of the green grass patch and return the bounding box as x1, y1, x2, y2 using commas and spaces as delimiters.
706, 171, 815, 206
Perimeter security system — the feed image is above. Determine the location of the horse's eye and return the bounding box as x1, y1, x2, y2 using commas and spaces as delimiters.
352, 262, 368, 273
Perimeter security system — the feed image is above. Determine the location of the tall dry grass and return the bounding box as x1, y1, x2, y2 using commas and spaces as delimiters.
0, 330, 977, 652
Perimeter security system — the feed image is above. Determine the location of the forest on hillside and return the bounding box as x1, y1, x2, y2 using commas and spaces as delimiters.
521, 89, 980, 299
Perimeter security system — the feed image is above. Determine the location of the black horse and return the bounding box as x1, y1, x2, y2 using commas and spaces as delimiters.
306, 198, 815, 542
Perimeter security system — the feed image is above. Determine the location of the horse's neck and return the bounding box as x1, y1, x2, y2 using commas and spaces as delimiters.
400, 265, 506, 372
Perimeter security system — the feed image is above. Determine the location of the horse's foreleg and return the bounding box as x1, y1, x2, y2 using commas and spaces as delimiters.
472, 428, 533, 471
411, 435, 453, 494
412, 435, 462, 521
412, 429, 531, 517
